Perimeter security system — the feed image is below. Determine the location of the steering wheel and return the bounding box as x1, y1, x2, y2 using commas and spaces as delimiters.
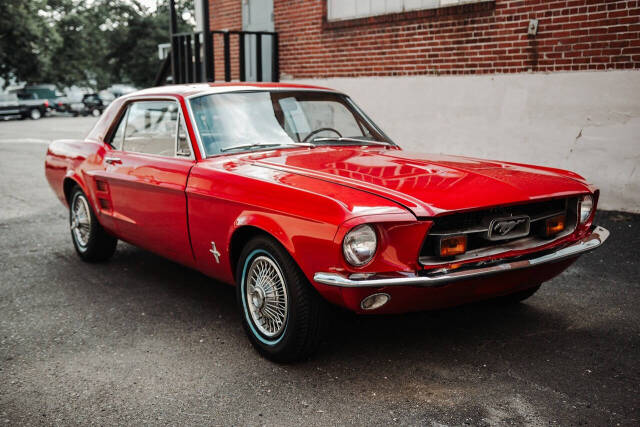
302, 127, 342, 143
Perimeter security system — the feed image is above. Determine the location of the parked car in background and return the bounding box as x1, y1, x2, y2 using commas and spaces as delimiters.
44, 83, 609, 362
15, 92, 50, 120
53, 96, 71, 113
0, 92, 49, 120
81, 93, 104, 116
18, 84, 61, 107
67, 93, 104, 117
0, 93, 22, 119
98, 90, 116, 106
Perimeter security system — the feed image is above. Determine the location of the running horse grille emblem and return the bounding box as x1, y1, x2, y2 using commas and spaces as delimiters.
494, 219, 526, 235
487, 215, 531, 241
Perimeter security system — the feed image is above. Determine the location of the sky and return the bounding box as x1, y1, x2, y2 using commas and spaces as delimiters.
137, 0, 160, 12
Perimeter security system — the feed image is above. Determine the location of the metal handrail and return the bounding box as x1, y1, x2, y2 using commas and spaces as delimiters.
165, 29, 279, 85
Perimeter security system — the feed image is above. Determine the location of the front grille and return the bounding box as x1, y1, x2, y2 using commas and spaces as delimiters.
419, 197, 578, 265
429, 199, 566, 233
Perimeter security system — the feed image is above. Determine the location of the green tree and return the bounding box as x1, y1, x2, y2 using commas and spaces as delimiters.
102, 0, 192, 89
1, 0, 193, 90
0, 0, 61, 86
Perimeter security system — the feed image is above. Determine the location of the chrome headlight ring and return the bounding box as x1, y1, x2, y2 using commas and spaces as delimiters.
579, 194, 594, 224
343, 224, 378, 267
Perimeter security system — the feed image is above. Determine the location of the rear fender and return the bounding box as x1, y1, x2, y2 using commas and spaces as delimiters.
45, 139, 105, 215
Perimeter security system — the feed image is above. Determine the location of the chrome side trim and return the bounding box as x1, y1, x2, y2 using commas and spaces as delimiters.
313, 226, 609, 288
183, 96, 207, 160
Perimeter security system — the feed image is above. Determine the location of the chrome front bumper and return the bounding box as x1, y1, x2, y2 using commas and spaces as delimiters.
314, 226, 609, 288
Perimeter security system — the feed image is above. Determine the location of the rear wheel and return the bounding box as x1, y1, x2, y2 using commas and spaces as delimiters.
236, 235, 328, 362
69, 186, 117, 262
29, 108, 42, 120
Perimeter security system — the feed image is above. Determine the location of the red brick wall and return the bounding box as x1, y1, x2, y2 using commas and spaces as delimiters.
209, 0, 242, 80
207, 1, 640, 79
271, 0, 640, 77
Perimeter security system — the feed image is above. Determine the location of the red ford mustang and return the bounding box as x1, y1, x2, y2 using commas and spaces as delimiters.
45, 83, 609, 361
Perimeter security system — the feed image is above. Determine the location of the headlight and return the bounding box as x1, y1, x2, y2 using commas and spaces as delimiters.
579, 195, 594, 223
343, 224, 377, 266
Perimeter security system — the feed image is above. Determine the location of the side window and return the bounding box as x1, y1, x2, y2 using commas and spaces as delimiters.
108, 108, 128, 150
123, 101, 178, 156
176, 114, 192, 157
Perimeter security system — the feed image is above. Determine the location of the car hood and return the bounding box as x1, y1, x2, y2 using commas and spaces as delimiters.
249, 146, 591, 218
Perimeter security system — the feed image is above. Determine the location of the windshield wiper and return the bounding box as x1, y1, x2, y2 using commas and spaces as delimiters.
220, 142, 289, 153
220, 142, 314, 153
310, 137, 392, 147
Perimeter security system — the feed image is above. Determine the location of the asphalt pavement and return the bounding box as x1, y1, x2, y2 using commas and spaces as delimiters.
0, 116, 638, 425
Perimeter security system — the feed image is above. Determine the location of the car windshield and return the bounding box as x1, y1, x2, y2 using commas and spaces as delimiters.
189, 90, 391, 156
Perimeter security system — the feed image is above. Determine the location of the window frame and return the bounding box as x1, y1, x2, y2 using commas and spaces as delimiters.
106, 105, 129, 150
104, 97, 195, 160
323, 0, 494, 29
175, 111, 193, 159
185, 89, 395, 158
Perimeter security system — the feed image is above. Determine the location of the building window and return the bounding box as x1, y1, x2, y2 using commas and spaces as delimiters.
327, 0, 489, 21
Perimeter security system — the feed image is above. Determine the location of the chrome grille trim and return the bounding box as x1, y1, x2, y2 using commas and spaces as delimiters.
419, 198, 579, 266
427, 209, 567, 236
314, 226, 609, 288
419, 230, 574, 266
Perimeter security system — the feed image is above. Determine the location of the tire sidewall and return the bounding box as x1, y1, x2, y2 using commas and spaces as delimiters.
69, 189, 94, 255
236, 238, 303, 357
68, 186, 117, 262
239, 248, 290, 347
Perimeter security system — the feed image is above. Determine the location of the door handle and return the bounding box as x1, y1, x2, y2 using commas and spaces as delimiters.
105, 156, 122, 165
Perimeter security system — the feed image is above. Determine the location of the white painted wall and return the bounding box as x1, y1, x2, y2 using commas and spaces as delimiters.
288, 71, 640, 213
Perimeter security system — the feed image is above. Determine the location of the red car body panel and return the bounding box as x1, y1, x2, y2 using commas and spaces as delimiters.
91, 152, 195, 267
45, 83, 602, 315
338, 258, 578, 314
255, 147, 592, 217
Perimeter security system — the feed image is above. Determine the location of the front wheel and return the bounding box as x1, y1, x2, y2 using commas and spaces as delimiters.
69, 186, 117, 262
236, 236, 328, 362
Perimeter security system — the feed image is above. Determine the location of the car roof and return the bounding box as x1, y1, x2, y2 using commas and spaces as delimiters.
128, 82, 341, 98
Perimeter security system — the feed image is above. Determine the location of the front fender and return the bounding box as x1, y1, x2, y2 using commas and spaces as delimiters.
231, 212, 297, 258
227, 210, 341, 286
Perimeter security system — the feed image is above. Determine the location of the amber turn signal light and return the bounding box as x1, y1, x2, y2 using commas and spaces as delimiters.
439, 235, 467, 257
545, 214, 566, 237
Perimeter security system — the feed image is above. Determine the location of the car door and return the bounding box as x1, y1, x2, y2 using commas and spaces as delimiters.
102, 99, 196, 267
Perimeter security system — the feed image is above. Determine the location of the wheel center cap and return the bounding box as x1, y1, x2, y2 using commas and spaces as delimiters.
251, 287, 265, 310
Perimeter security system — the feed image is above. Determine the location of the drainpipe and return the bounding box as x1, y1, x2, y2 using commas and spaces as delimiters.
200, 0, 214, 82
169, 0, 178, 83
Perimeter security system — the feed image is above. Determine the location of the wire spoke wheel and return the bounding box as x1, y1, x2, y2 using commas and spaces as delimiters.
237, 236, 328, 361
71, 194, 92, 247
245, 255, 288, 338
